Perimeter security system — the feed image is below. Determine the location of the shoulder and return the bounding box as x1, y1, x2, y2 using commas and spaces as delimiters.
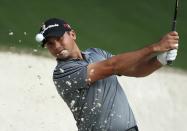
85, 48, 106, 54
85, 48, 113, 59
53, 59, 88, 80
52, 59, 89, 92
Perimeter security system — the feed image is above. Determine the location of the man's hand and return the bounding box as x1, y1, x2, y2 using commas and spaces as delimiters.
154, 31, 179, 65
153, 31, 179, 52
157, 49, 178, 65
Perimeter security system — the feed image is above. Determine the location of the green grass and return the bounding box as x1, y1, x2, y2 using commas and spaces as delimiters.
0, 0, 187, 69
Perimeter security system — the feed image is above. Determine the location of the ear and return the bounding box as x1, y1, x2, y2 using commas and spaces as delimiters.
70, 30, 76, 40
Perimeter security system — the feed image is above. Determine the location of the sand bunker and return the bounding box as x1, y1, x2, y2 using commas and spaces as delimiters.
0, 52, 187, 131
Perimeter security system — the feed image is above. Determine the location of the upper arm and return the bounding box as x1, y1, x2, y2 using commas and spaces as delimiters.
85, 48, 115, 84
53, 62, 88, 94
87, 58, 115, 84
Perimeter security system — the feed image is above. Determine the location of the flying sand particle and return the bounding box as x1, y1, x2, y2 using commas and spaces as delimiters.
97, 89, 101, 92
54, 81, 57, 85
8, 32, 13, 36
59, 68, 64, 73
33, 49, 38, 52
70, 100, 75, 108
81, 118, 84, 122
66, 81, 72, 86
96, 103, 101, 108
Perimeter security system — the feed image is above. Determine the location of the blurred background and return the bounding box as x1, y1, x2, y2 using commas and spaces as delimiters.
0, 0, 186, 69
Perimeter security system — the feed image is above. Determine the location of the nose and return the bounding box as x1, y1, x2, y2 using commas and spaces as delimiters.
53, 40, 62, 52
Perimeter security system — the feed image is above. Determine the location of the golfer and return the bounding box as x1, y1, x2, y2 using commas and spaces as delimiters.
35, 18, 179, 131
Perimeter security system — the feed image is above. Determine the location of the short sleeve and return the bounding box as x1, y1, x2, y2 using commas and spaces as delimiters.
53, 61, 89, 95
87, 48, 123, 76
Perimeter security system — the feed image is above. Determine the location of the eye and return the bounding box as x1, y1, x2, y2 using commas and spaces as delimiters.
57, 37, 61, 41
46, 41, 53, 47
59, 36, 64, 41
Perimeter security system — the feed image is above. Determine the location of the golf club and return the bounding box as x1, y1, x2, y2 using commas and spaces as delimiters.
167, 0, 179, 65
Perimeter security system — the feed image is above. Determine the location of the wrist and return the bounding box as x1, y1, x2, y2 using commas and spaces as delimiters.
150, 43, 161, 53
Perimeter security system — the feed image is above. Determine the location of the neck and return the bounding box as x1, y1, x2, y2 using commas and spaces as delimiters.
72, 44, 83, 60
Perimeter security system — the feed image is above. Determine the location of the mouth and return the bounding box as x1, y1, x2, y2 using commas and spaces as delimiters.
56, 50, 69, 57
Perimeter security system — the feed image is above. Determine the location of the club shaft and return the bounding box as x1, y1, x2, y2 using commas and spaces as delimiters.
172, 0, 178, 31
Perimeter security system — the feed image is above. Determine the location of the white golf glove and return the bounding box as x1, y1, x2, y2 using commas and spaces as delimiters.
157, 49, 178, 65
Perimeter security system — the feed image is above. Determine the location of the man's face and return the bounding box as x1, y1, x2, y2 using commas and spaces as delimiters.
45, 31, 76, 59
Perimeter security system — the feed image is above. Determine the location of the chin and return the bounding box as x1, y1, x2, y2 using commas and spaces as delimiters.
56, 54, 70, 60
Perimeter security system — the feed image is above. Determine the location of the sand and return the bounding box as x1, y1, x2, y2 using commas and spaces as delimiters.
0, 52, 187, 131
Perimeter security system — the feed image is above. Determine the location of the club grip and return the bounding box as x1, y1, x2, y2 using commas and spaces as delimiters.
171, 21, 177, 31
167, 21, 177, 65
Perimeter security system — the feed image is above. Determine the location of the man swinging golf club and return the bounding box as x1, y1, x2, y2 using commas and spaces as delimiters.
35, 4, 179, 130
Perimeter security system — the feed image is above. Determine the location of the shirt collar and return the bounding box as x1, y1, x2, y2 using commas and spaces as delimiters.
81, 51, 91, 61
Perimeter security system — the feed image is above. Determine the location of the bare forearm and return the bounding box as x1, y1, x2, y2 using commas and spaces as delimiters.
126, 56, 162, 77
110, 45, 157, 76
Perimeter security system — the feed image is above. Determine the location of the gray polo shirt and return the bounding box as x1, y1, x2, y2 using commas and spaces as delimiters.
53, 48, 136, 131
